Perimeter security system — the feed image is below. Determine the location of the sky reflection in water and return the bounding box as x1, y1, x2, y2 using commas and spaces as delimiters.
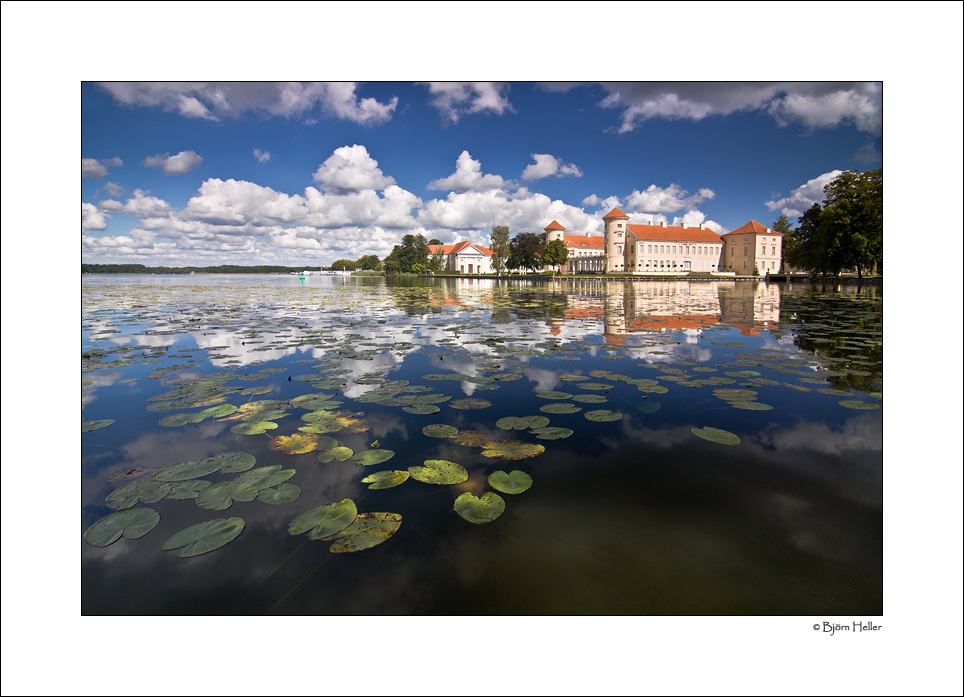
81, 274, 882, 615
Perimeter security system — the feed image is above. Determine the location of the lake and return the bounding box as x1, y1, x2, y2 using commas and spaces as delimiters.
81, 274, 882, 615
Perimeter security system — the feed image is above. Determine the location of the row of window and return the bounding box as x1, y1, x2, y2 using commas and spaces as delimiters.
637, 244, 721, 255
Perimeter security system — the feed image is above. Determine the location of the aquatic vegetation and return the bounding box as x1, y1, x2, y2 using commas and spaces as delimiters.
84, 507, 160, 547
454, 492, 505, 524
161, 517, 245, 557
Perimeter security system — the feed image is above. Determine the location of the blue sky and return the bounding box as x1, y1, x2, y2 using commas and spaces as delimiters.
79, 80, 882, 267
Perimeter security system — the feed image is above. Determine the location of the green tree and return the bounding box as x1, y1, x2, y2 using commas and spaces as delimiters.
541, 239, 569, 274
783, 203, 824, 274
383, 233, 430, 273
356, 254, 382, 271
771, 214, 794, 234
329, 258, 357, 271
490, 225, 511, 275
506, 232, 544, 273
429, 243, 446, 272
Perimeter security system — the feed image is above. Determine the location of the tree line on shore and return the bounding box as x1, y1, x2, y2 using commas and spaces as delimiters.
81, 264, 324, 274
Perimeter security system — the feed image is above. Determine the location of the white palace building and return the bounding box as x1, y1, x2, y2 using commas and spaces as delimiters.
429, 207, 784, 276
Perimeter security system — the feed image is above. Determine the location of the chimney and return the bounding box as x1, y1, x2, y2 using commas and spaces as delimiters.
681, 224, 687, 229
660, 221, 666, 227
699, 223, 705, 230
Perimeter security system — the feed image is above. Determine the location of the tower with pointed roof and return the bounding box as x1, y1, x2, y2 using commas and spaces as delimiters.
544, 220, 566, 243
602, 207, 630, 273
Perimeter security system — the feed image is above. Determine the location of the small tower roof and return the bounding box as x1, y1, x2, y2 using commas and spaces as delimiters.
602, 206, 629, 220
544, 220, 566, 231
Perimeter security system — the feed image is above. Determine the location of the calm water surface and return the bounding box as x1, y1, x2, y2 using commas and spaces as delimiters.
81, 274, 882, 615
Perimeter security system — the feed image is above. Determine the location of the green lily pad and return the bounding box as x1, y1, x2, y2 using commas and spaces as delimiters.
152, 459, 223, 482
199, 403, 238, 419
403, 404, 441, 415
449, 398, 492, 410
423, 424, 458, 438
408, 459, 469, 485
84, 507, 160, 547
240, 385, 276, 396
691, 426, 741, 445
159, 412, 206, 428
82, 419, 115, 433
540, 403, 582, 414
289, 498, 358, 540
107, 479, 173, 510
234, 466, 296, 493
557, 374, 589, 382
454, 492, 506, 524
839, 400, 881, 410
257, 482, 302, 504
571, 394, 608, 404
165, 480, 213, 500
361, 470, 410, 490
585, 410, 623, 422
729, 401, 774, 411
578, 382, 614, 391
161, 517, 245, 557
481, 440, 545, 460
488, 470, 533, 494
535, 391, 573, 400
198, 451, 256, 474
323, 512, 403, 553
268, 433, 321, 454
530, 426, 574, 440
196, 482, 253, 510
230, 420, 278, 435
318, 446, 354, 463
350, 449, 396, 466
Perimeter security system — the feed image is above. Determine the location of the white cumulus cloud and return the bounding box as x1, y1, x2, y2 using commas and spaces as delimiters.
427, 151, 509, 193
765, 170, 843, 217
82, 156, 122, 179
521, 153, 583, 180
312, 144, 396, 194
623, 184, 715, 215
422, 82, 513, 124
143, 150, 204, 175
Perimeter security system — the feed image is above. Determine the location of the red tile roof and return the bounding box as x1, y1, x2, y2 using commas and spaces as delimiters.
562, 235, 605, 249
602, 206, 629, 219
722, 221, 776, 236
626, 223, 723, 242
544, 220, 566, 231
428, 242, 493, 256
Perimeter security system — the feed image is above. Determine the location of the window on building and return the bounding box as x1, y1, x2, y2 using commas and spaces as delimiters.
616, 245, 622, 254
672, 246, 676, 254
617, 223, 622, 228
772, 246, 776, 255
647, 245, 652, 253
744, 246, 748, 256
761, 245, 766, 255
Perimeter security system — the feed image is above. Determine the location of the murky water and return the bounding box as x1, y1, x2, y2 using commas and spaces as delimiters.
81, 274, 882, 615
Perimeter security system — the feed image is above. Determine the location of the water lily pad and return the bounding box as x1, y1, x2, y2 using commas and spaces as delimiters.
447, 431, 491, 448
350, 449, 396, 467
403, 404, 441, 415
323, 512, 403, 553
422, 424, 458, 438
82, 419, 115, 433
691, 426, 741, 445
578, 382, 614, 391
230, 420, 278, 435
289, 498, 358, 540
84, 507, 160, 547
196, 482, 253, 510
535, 391, 573, 400
257, 482, 302, 504
530, 426, 574, 440
584, 410, 623, 422
159, 412, 206, 427
730, 401, 774, 411
107, 479, 173, 510
481, 440, 545, 460
161, 517, 245, 557
839, 400, 881, 410
199, 403, 238, 419
165, 480, 213, 500
268, 433, 321, 455
540, 403, 581, 414
454, 492, 505, 524
408, 459, 469, 485
198, 451, 256, 474
318, 446, 354, 463
488, 470, 533, 494
234, 466, 295, 493
571, 394, 608, 404
449, 398, 492, 410
361, 470, 410, 489
496, 416, 531, 430
153, 459, 223, 482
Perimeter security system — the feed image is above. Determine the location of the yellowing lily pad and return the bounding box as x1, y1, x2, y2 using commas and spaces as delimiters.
268, 433, 321, 454
447, 431, 491, 448
318, 446, 354, 463
408, 460, 469, 485
289, 498, 357, 540
361, 470, 410, 489
161, 517, 245, 557
454, 492, 505, 524
323, 512, 402, 553
481, 440, 545, 460
449, 398, 492, 410
488, 470, 533, 494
